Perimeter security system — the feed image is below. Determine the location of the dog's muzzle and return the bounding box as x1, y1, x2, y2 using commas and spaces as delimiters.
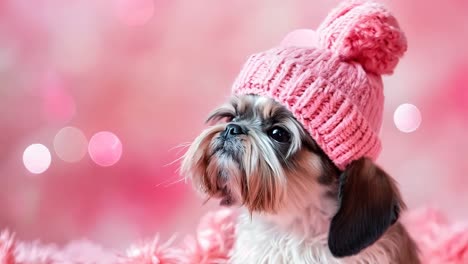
222, 123, 247, 139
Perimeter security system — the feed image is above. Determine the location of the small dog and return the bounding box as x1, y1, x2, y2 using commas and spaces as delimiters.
181, 95, 420, 263
182, 0, 420, 262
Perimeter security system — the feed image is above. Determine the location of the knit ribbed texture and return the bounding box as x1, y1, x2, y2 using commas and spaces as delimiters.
232, 0, 407, 170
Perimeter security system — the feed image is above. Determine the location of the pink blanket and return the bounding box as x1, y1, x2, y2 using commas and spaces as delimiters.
1, 208, 467, 263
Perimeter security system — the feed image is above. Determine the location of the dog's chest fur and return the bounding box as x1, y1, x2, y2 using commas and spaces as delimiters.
230, 210, 398, 264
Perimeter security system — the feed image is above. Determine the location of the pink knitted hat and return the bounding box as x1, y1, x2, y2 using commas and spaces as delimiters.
232, 0, 407, 170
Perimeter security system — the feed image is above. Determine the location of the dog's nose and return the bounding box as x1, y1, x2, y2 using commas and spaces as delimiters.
223, 124, 246, 138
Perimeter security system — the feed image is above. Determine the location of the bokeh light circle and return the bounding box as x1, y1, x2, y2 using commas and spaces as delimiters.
114, 0, 155, 26
54, 127, 88, 163
394, 103, 422, 133
88, 131, 122, 167
23, 144, 52, 174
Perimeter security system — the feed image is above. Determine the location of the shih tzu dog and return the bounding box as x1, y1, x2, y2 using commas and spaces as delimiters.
182, 95, 419, 263
182, 1, 420, 263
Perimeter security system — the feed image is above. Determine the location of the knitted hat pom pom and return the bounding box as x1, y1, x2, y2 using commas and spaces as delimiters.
317, 0, 407, 75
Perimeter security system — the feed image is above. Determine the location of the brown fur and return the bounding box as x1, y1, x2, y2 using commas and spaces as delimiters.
387, 223, 421, 263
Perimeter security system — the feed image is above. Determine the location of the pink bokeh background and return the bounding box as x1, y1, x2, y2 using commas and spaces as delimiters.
0, 0, 467, 251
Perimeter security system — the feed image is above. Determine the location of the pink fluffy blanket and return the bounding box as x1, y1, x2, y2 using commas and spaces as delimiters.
1, 208, 467, 264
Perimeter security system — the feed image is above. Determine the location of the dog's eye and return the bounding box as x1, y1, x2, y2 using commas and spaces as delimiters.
268, 127, 290, 143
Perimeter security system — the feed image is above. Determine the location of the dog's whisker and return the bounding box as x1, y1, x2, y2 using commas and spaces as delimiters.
163, 177, 185, 187
163, 154, 186, 168
168, 142, 192, 152
174, 146, 192, 157
202, 196, 211, 205
154, 176, 185, 188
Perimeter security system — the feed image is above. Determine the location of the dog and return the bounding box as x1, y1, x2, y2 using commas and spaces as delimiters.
181, 94, 420, 263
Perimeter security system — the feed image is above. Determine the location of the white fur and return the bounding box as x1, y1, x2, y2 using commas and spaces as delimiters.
230, 208, 398, 264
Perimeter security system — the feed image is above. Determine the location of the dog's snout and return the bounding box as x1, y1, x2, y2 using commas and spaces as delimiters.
223, 123, 247, 138
226, 124, 244, 135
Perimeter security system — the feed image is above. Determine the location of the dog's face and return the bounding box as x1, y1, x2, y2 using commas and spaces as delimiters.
181, 94, 403, 257
181, 94, 339, 213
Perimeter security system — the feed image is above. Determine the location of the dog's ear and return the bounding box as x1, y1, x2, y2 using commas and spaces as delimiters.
328, 157, 404, 257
